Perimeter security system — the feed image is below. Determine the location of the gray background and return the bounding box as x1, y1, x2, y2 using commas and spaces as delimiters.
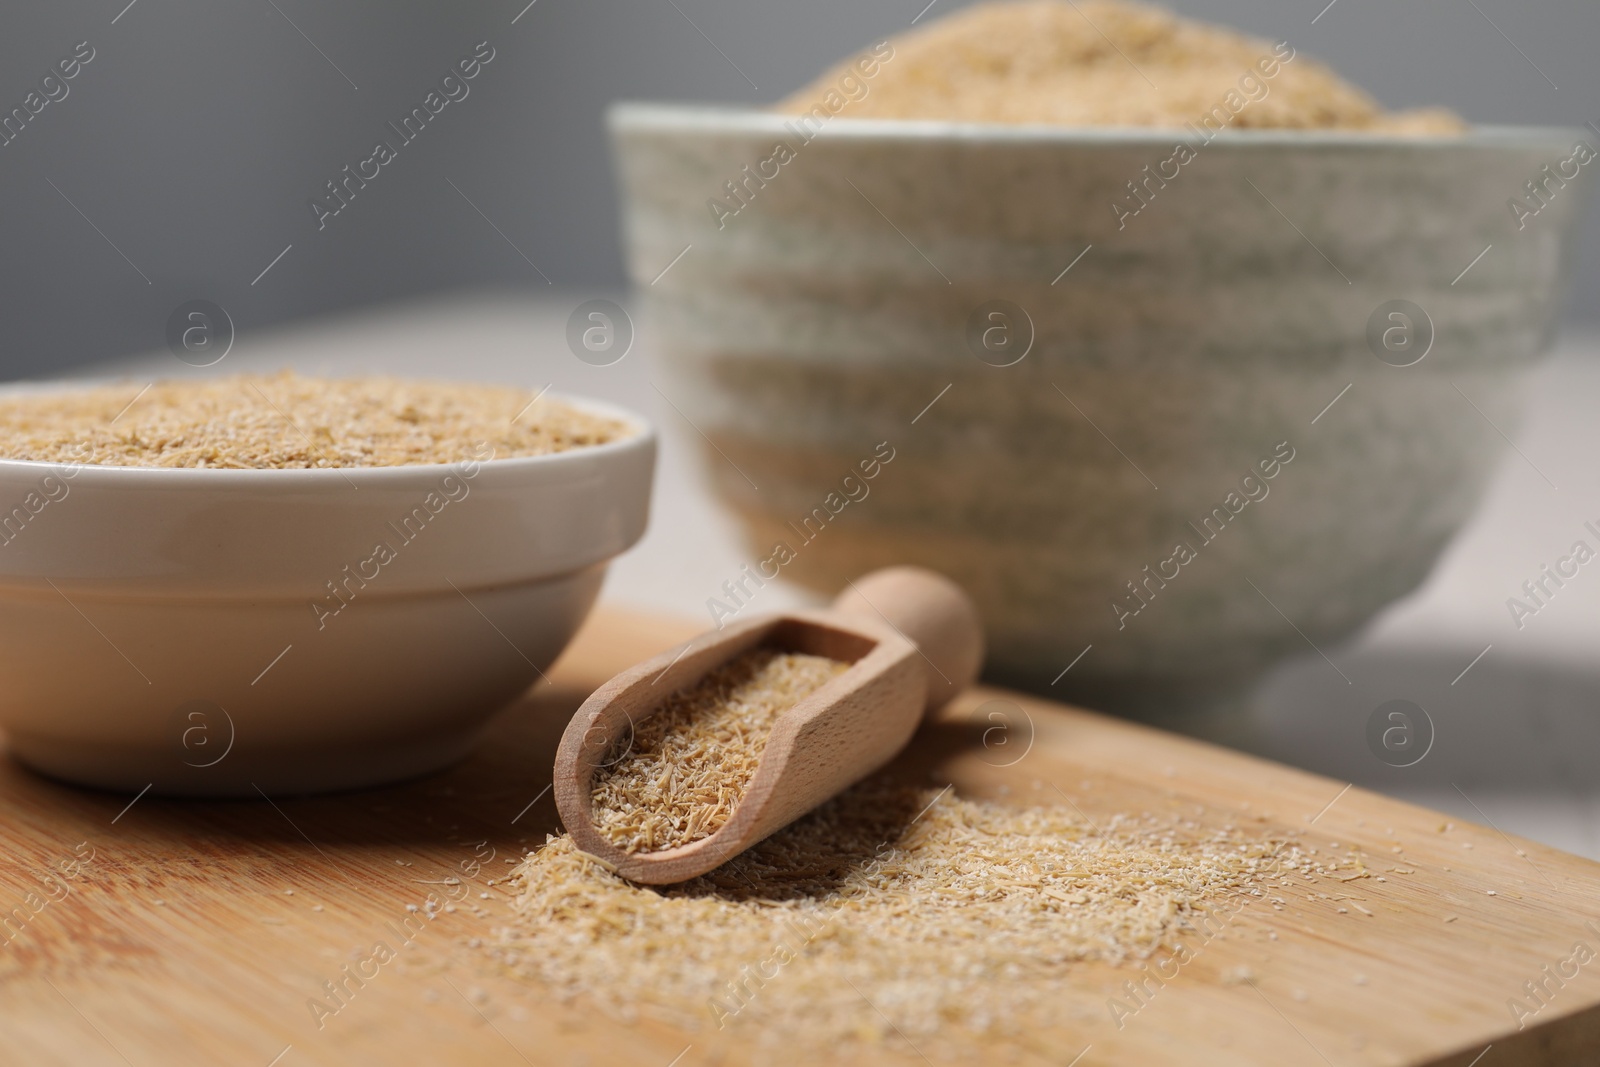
2, 0, 1595, 380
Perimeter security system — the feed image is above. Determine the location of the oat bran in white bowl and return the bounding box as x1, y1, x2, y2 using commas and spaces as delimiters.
0, 374, 655, 795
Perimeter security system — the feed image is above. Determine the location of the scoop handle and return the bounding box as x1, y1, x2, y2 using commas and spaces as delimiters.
830, 566, 984, 715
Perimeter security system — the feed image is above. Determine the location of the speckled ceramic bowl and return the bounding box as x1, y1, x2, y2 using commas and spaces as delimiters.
611, 104, 1591, 710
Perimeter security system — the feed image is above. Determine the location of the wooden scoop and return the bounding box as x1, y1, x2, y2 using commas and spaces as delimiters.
553, 566, 984, 884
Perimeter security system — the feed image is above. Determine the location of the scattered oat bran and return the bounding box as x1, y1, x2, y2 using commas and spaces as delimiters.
590, 648, 849, 853
495, 777, 1333, 1051
0, 372, 629, 468
779, 0, 1464, 134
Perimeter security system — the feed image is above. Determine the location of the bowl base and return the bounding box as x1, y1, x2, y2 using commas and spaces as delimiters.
6, 723, 489, 798
989, 667, 1267, 750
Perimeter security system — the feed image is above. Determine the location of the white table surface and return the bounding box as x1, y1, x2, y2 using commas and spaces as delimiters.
75, 289, 1600, 861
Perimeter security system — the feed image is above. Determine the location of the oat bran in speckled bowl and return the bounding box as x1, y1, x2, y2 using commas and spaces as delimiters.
610, 0, 1592, 714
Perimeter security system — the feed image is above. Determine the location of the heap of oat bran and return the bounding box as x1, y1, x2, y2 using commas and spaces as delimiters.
779, 0, 1463, 133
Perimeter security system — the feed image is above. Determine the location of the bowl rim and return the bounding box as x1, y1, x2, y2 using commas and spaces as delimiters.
609, 102, 1587, 150
0, 379, 655, 484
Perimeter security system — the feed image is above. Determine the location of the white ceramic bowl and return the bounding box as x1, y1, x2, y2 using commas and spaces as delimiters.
0, 388, 654, 795
611, 105, 1592, 710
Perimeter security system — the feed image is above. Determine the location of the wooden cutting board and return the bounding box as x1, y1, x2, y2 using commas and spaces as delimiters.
3, 607, 1598, 1066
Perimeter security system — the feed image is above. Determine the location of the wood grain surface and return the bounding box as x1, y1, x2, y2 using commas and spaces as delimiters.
2, 607, 1598, 1066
